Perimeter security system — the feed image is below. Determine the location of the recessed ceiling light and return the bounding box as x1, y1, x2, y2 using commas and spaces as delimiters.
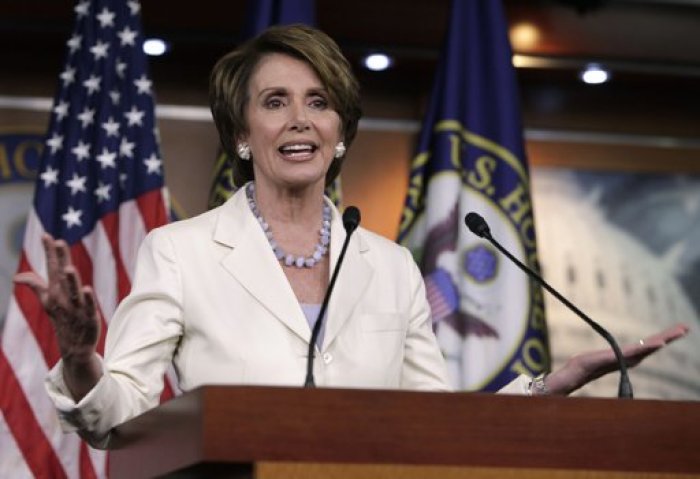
580, 63, 610, 84
363, 53, 393, 71
510, 22, 540, 50
143, 38, 169, 57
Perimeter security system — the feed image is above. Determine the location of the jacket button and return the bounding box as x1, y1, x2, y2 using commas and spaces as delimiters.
322, 352, 333, 364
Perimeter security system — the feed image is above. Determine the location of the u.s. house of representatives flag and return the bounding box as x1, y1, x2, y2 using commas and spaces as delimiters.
399, 0, 549, 391
0, 1, 172, 477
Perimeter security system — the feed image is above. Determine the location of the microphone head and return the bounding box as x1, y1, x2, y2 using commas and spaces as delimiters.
342, 206, 361, 233
464, 212, 491, 238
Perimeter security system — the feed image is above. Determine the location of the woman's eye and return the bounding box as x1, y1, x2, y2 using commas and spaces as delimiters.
265, 98, 284, 109
310, 97, 328, 109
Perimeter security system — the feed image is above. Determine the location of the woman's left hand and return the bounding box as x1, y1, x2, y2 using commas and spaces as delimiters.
543, 322, 690, 395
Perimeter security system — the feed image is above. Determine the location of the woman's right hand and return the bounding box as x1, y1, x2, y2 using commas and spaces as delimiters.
14, 233, 102, 400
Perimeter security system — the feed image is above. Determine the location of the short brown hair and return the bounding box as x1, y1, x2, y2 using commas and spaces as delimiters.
209, 24, 362, 187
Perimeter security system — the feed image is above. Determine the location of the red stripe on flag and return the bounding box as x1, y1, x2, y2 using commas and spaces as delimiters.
12, 253, 103, 479
100, 211, 133, 302
136, 189, 168, 232
69, 241, 95, 293
69, 242, 108, 357
0, 349, 68, 479
79, 441, 98, 479
15, 253, 61, 367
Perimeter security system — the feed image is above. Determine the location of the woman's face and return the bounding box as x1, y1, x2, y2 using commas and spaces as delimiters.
242, 53, 342, 192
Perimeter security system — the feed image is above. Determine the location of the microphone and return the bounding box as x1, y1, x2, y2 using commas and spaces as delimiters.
464, 212, 633, 399
304, 206, 361, 387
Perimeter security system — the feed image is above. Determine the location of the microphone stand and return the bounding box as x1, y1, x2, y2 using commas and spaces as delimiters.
465, 212, 633, 398
304, 207, 361, 387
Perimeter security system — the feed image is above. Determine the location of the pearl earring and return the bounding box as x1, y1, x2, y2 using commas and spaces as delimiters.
237, 142, 251, 160
334, 141, 346, 159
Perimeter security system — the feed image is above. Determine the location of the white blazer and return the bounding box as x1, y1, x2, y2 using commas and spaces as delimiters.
46, 187, 452, 442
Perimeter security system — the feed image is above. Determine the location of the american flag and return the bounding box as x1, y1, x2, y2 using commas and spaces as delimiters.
0, 1, 173, 477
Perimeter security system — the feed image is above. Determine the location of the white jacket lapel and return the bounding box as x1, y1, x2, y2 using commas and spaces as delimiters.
212, 189, 311, 343
323, 201, 373, 351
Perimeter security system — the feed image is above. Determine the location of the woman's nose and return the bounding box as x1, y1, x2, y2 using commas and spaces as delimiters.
288, 101, 310, 131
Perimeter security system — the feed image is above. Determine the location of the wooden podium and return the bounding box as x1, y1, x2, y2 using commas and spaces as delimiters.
109, 386, 700, 478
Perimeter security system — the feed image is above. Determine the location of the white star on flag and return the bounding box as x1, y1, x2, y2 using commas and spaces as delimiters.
40, 166, 59, 187
46, 133, 64, 154
53, 101, 70, 121
83, 74, 102, 95
133, 75, 152, 95
109, 89, 121, 105
77, 107, 95, 127
124, 105, 144, 126
67, 34, 82, 54
71, 140, 91, 161
94, 182, 112, 203
90, 40, 110, 60
118, 26, 137, 46
127, 0, 141, 15
66, 173, 88, 195
96, 7, 116, 28
74, 0, 90, 18
101, 116, 120, 137
96, 147, 117, 169
60, 66, 76, 87
143, 153, 162, 174
116, 59, 127, 78
119, 137, 135, 158
61, 206, 83, 228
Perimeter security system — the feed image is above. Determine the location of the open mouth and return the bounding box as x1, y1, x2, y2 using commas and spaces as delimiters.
278, 143, 318, 159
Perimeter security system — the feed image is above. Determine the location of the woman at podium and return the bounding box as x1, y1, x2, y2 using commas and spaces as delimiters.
16, 25, 688, 448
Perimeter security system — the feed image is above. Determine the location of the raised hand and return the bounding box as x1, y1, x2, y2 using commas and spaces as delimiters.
543, 323, 690, 396
14, 233, 102, 400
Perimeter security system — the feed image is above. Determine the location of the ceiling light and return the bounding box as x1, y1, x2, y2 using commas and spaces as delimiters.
509, 22, 540, 50
580, 63, 610, 84
143, 38, 169, 57
363, 53, 393, 72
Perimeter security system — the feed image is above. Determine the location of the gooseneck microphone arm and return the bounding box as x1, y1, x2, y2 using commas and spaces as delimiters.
304, 206, 361, 388
464, 212, 633, 399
